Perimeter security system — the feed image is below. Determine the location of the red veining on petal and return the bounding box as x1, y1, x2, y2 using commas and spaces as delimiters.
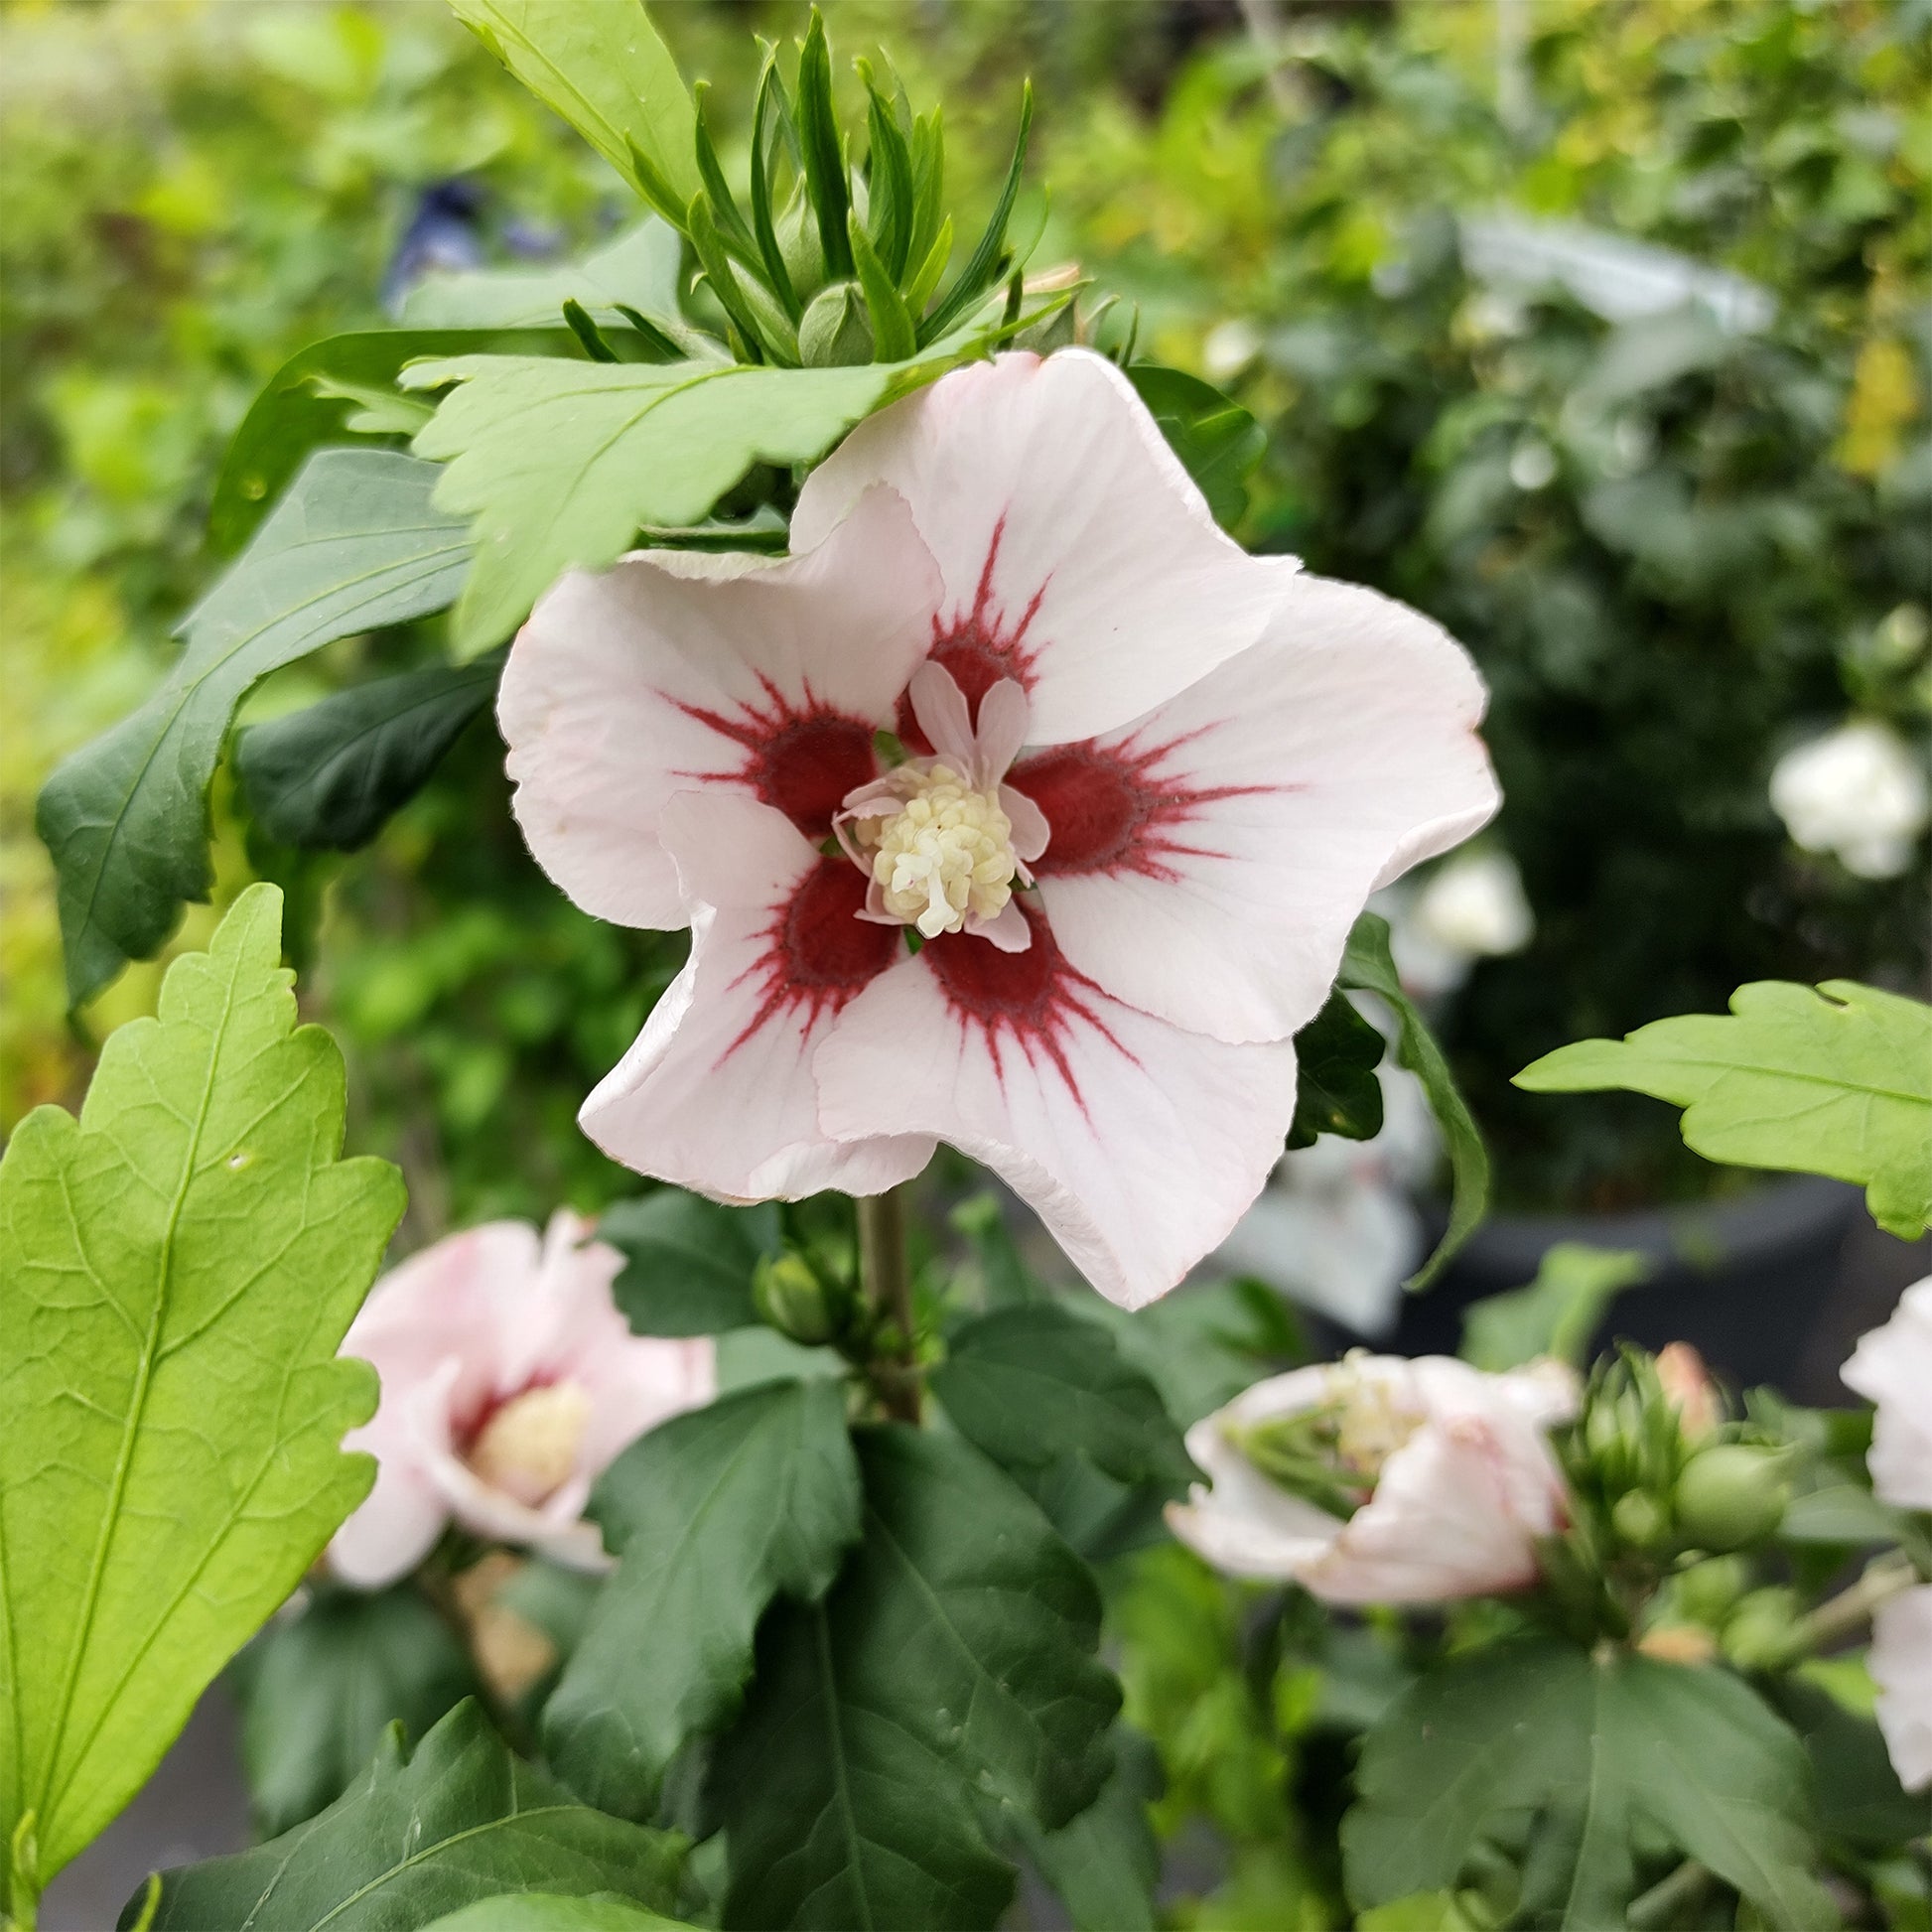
899, 516, 1049, 749
673, 671, 878, 837
721, 860, 898, 1063
1010, 728, 1278, 880
925, 900, 1136, 1118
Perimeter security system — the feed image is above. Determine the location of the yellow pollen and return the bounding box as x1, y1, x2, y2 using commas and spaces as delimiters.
856, 762, 1019, 938
467, 1381, 591, 1506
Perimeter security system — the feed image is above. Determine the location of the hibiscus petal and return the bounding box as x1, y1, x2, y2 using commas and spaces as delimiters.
583, 791, 935, 1199
791, 349, 1301, 744
1014, 575, 1499, 1043
1871, 1585, 1932, 1793
813, 905, 1297, 1308
327, 1464, 449, 1589
499, 484, 942, 928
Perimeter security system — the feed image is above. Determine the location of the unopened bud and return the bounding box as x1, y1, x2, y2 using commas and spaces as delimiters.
1673, 1445, 1790, 1553
754, 1250, 843, 1345
799, 282, 875, 367
1638, 1623, 1718, 1666
1611, 1488, 1671, 1551
1675, 1554, 1751, 1625
1655, 1342, 1722, 1439
777, 189, 826, 305
1721, 1586, 1801, 1669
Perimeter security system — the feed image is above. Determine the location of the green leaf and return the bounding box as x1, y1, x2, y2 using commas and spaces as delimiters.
1124, 364, 1268, 529
1460, 1242, 1649, 1373
38, 450, 470, 1006
597, 1191, 780, 1336
543, 1379, 863, 1818
236, 652, 501, 852
1288, 989, 1386, 1150
130, 1701, 686, 1932
403, 331, 989, 655
793, 12, 852, 282
1772, 1673, 1932, 1853
949, 1192, 1049, 1309
847, 210, 917, 361
704, 1426, 1120, 1930
208, 329, 569, 556
0, 885, 405, 1905
1005, 1726, 1163, 1932
446, 0, 699, 220
1341, 1640, 1835, 1932
920, 81, 1033, 345
404, 222, 684, 331
931, 1305, 1197, 1491
233, 1586, 480, 1838
425, 1899, 699, 1932
1340, 911, 1491, 1289
1515, 980, 1932, 1240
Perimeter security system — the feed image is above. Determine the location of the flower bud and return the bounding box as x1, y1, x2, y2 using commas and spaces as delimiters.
754, 1249, 844, 1345
777, 188, 825, 304
1610, 1488, 1671, 1551
1721, 1586, 1801, 1670
1674, 1554, 1751, 1625
1655, 1341, 1721, 1439
1013, 263, 1081, 353
1673, 1445, 1790, 1552
799, 282, 875, 368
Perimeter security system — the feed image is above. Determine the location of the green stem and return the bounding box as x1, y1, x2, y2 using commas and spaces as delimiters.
1779, 1550, 1919, 1663
857, 1187, 919, 1423
1628, 1859, 1712, 1929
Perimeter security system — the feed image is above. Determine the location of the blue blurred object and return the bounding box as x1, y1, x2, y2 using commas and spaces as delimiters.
382, 178, 487, 317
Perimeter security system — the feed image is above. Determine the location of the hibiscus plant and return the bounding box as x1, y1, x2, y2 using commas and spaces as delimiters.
4, 5, 1931, 1932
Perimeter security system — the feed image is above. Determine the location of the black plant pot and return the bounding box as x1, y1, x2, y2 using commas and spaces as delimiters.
1391, 1174, 1863, 1393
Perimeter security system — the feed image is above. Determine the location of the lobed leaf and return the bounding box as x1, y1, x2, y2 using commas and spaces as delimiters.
399, 220, 684, 332
130, 1701, 686, 1931
0, 886, 405, 1904
704, 1426, 1120, 1930
1340, 911, 1490, 1289
543, 1379, 864, 1818
237, 651, 502, 852
1515, 979, 1932, 1240
38, 450, 470, 1005
598, 1190, 780, 1336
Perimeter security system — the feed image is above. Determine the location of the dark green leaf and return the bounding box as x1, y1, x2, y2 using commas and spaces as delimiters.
691, 82, 758, 264
921, 81, 1033, 345
1772, 1673, 1932, 1853
233, 1587, 480, 1838
598, 1191, 780, 1336
704, 1426, 1119, 1930
749, 58, 801, 322
1459, 1242, 1649, 1372
1006, 1727, 1163, 1932
1124, 364, 1269, 529
848, 211, 917, 361
130, 1701, 685, 1931
208, 329, 568, 556
236, 652, 501, 851
1342, 1640, 1834, 1932
1339, 911, 1490, 1289
544, 1379, 863, 1818
931, 1305, 1196, 1490
862, 78, 913, 281
38, 449, 469, 1007
793, 13, 852, 281
1289, 990, 1386, 1150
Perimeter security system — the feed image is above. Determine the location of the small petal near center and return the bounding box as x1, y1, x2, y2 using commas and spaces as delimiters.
847, 762, 1021, 939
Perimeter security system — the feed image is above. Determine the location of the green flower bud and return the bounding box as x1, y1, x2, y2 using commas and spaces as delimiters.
1674, 1554, 1751, 1625
777, 188, 826, 305
753, 1250, 842, 1345
1610, 1488, 1671, 1551
799, 282, 875, 368
1673, 1445, 1790, 1553
1720, 1585, 1801, 1670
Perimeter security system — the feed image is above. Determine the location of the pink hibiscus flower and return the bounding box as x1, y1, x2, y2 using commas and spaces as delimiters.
499, 349, 1498, 1307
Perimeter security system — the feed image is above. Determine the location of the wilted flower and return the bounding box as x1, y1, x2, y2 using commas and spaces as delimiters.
1869, 1586, 1932, 1793
1768, 721, 1929, 880
329, 1211, 715, 1588
1167, 1352, 1579, 1602
1842, 1276, 1932, 1514
500, 349, 1498, 1307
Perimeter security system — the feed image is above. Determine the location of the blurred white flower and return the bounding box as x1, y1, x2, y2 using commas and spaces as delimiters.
1509, 439, 1558, 491
1202, 318, 1262, 384
1842, 1276, 1932, 1514
1869, 1587, 1932, 1793
330, 1210, 716, 1588
1377, 848, 1534, 1000
1769, 721, 1929, 881
1168, 1352, 1579, 1603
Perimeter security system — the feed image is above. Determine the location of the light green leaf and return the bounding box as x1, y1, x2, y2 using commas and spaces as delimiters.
1515, 979, 1932, 1239
1340, 911, 1490, 1288
446, 0, 699, 219
1342, 1640, 1835, 1932
931, 1305, 1197, 1491
426, 1898, 699, 1932
404, 327, 996, 655
543, 1379, 863, 1818
0, 885, 405, 1906
130, 1702, 686, 1932
1460, 1242, 1649, 1372
232, 1586, 480, 1839
236, 652, 502, 852
597, 1191, 780, 1336
400, 219, 684, 330
37, 450, 470, 1005
704, 1426, 1120, 1930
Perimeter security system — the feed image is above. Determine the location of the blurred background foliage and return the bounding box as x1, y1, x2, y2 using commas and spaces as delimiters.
3, 0, 1928, 1227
